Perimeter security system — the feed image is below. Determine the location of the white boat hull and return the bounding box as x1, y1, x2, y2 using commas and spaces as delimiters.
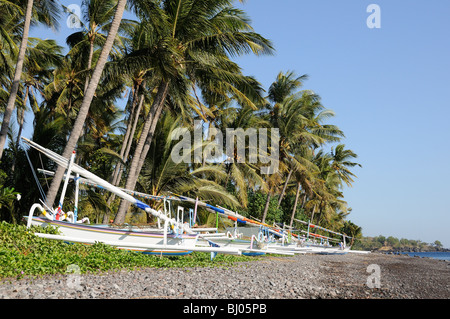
27, 217, 198, 256
307, 246, 350, 255
202, 236, 296, 256
266, 243, 312, 254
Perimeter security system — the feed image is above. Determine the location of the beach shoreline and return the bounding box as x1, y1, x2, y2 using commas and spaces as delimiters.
1, 252, 448, 299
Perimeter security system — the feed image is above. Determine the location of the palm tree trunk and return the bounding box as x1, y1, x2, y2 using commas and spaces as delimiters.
0, 0, 34, 161
123, 93, 145, 174
104, 91, 145, 223
261, 191, 271, 224
310, 204, 317, 224
15, 86, 28, 149
45, 0, 128, 209
289, 182, 301, 228
11, 86, 29, 174
135, 96, 164, 175
111, 92, 144, 186
114, 80, 169, 224
277, 168, 292, 208
300, 193, 307, 209
110, 83, 141, 185
224, 164, 232, 189
84, 39, 95, 94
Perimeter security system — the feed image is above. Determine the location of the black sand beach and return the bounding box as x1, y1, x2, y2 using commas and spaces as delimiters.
1, 252, 448, 299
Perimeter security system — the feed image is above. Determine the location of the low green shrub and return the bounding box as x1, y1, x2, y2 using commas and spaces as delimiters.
0, 221, 256, 280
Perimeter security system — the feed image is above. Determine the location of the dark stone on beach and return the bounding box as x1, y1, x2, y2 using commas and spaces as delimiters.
0, 253, 449, 299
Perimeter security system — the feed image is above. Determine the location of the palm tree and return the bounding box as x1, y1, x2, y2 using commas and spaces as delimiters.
64, 0, 135, 94
15, 38, 63, 144
105, 20, 161, 190
330, 144, 361, 188
260, 72, 315, 223
139, 111, 239, 210
305, 150, 348, 228
341, 220, 362, 247
287, 150, 316, 228
300, 144, 360, 229
9, 38, 63, 173
75, 82, 123, 174
268, 71, 308, 104
307, 145, 360, 230
0, 0, 60, 160
44, 0, 128, 209
257, 71, 349, 228
44, 55, 85, 120
0, 0, 34, 160
268, 73, 307, 208
220, 104, 270, 208
280, 93, 344, 214
113, 0, 273, 224
0, 1, 23, 94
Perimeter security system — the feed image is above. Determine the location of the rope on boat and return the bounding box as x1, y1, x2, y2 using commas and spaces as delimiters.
24, 147, 49, 209
22, 137, 194, 235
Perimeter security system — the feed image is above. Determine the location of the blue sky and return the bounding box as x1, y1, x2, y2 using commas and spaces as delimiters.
233, 0, 450, 247
28, 0, 450, 247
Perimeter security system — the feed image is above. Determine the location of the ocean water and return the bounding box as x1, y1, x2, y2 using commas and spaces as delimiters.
400, 251, 450, 261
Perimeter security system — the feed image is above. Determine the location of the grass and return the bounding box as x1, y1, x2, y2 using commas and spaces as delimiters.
0, 221, 258, 280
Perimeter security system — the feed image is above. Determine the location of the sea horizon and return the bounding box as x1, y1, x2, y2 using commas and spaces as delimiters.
400, 251, 450, 261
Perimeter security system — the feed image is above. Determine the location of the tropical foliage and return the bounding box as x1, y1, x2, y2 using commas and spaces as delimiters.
353, 235, 446, 252
0, 0, 361, 239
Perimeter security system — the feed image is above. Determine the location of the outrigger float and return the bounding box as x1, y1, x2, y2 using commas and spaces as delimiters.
22, 137, 368, 258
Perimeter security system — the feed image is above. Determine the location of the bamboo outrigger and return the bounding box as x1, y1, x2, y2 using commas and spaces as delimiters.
23, 137, 368, 257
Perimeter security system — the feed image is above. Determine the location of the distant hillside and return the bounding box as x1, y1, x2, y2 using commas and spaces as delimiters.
352, 235, 448, 252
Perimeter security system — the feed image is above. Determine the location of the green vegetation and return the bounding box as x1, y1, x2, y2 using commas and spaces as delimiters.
0, 221, 257, 280
352, 235, 446, 252
0, 1, 362, 252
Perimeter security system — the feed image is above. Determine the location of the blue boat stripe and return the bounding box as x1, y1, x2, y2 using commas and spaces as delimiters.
206, 204, 224, 214
135, 200, 150, 210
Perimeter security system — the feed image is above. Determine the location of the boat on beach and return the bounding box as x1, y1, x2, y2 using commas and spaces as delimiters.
22, 137, 367, 258
26, 215, 199, 256
22, 138, 246, 257
22, 138, 296, 257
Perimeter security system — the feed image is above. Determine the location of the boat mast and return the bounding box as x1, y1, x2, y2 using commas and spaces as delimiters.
74, 173, 80, 222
